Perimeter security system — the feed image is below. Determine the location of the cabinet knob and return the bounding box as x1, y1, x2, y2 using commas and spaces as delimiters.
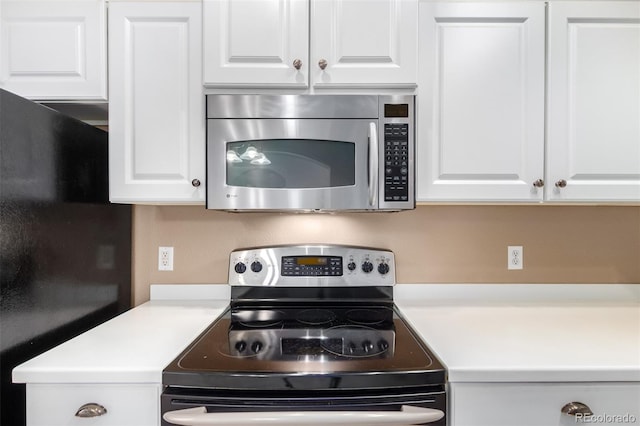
191, 179, 201, 188
533, 179, 544, 188
555, 179, 567, 188
75, 403, 107, 418
318, 59, 328, 70
293, 59, 302, 70
561, 402, 593, 417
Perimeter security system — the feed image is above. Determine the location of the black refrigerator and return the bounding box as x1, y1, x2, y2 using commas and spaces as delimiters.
0, 89, 132, 426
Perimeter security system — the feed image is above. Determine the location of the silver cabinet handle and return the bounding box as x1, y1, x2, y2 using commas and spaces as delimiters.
293, 59, 302, 70
561, 401, 593, 417
191, 179, 201, 187
318, 59, 328, 70
555, 179, 567, 188
75, 403, 107, 418
533, 179, 544, 188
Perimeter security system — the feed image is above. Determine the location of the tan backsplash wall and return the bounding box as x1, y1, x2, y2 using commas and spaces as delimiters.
132, 205, 640, 305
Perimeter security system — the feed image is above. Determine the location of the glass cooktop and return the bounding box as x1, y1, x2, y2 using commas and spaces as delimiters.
163, 304, 445, 391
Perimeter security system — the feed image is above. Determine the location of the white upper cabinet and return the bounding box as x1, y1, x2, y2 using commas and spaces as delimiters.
202, 0, 309, 88
203, 0, 418, 89
416, 2, 546, 201
311, 0, 417, 88
109, 1, 205, 204
546, 1, 640, 202
0, 0, 107, 101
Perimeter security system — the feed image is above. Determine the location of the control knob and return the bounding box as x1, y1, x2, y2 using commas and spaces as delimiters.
347, 262, 357, 271
377, 263, 390, 275
378, 340, 389, 351
251, 341, 263, 354
361, 261, 374, 273
251, 261, 263, 273
234, 341, 247, 353
234, 262, 247, 274
362, 340, 374, 354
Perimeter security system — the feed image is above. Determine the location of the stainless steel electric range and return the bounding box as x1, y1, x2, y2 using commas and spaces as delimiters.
162, 245, 446, 426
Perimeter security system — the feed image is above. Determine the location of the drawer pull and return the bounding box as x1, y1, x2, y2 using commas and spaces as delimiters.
75, 403, 108, 418
561, 401, 593, 416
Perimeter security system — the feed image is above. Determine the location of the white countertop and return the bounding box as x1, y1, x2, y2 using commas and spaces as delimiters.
12, 298, 228, 384
396, 284, 640, 383
13, 284, 640, 385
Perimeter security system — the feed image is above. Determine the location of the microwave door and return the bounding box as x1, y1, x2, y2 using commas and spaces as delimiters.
207, 119, 374, 211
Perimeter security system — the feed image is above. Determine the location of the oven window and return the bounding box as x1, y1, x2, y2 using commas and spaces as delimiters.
226, 139, 355, 188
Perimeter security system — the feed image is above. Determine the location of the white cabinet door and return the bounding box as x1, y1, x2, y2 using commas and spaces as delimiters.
109, 1, 205, 204
0, 0, 107, 101
547, 1, 640, 202
450, 382, 640, 426
311, 0, 417, 88
416, 2, 545, 202
203, 0, 309, 88
26, 383, 160, 426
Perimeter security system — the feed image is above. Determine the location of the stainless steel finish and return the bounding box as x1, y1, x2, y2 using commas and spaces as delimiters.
555, 179, 567, 188
561, 402, 593, 417
533, 179, 544, 188
293, 59, 302, 70
208, 118, 370, 210
318, 59, 328, 70
368, 122, 378, 206
228, 245, 395, 287
207, 95, 379, 119
75, 403, 107, 418
206, 95, 415, 211
191, 179, 201, 187
163, 406, 445, 426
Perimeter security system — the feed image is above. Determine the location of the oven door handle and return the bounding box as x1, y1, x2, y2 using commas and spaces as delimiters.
163, 405, 444, 426
368, 121, 379, 207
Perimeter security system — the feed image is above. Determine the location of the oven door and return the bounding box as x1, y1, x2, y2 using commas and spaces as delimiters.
206, 119, 378, 211
162, 387, 446, 426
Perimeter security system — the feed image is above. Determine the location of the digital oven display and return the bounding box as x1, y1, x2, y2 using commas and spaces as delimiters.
281, 256, 343, 277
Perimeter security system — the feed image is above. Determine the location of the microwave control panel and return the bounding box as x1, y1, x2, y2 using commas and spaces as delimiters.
383, 123, 409, 202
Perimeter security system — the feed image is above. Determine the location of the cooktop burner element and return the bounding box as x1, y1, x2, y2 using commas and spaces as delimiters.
297, 308, 336, 325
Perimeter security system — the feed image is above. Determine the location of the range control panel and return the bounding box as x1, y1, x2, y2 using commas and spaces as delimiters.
229, 245, 395, 287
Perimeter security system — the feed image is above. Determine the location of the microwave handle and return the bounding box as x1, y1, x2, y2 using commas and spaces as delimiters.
368, 122, 379, 207
163, 405, 444, 426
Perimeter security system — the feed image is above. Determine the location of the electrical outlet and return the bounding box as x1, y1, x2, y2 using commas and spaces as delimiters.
159, 246, 174, 271
508, 246, 523, 270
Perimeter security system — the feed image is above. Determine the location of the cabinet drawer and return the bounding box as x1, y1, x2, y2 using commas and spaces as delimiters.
26, 384, 160, 426
451, 382, 640, 426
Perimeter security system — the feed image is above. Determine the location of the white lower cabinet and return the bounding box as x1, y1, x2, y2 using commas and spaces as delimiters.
450, 382, 640, 426
25, 383, 160, 426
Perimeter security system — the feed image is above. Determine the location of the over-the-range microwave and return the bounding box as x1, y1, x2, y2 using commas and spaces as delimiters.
206, 94, 415, 212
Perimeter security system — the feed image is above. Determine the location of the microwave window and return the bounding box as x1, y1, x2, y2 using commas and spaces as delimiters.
226, 139, 355, 189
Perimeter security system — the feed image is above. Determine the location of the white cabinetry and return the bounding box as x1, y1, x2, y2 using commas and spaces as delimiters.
546, 1, 640, 202
417, 1, 640, 203
0, 0, 107, 101
416, 2, 546, 202
450, 382, 640, 426
108, 1, 205, 204
26, 383, 160, 426
203, 0, 417, 89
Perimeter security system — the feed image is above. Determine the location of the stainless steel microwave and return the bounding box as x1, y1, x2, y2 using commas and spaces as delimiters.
206, 95, 415, 211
